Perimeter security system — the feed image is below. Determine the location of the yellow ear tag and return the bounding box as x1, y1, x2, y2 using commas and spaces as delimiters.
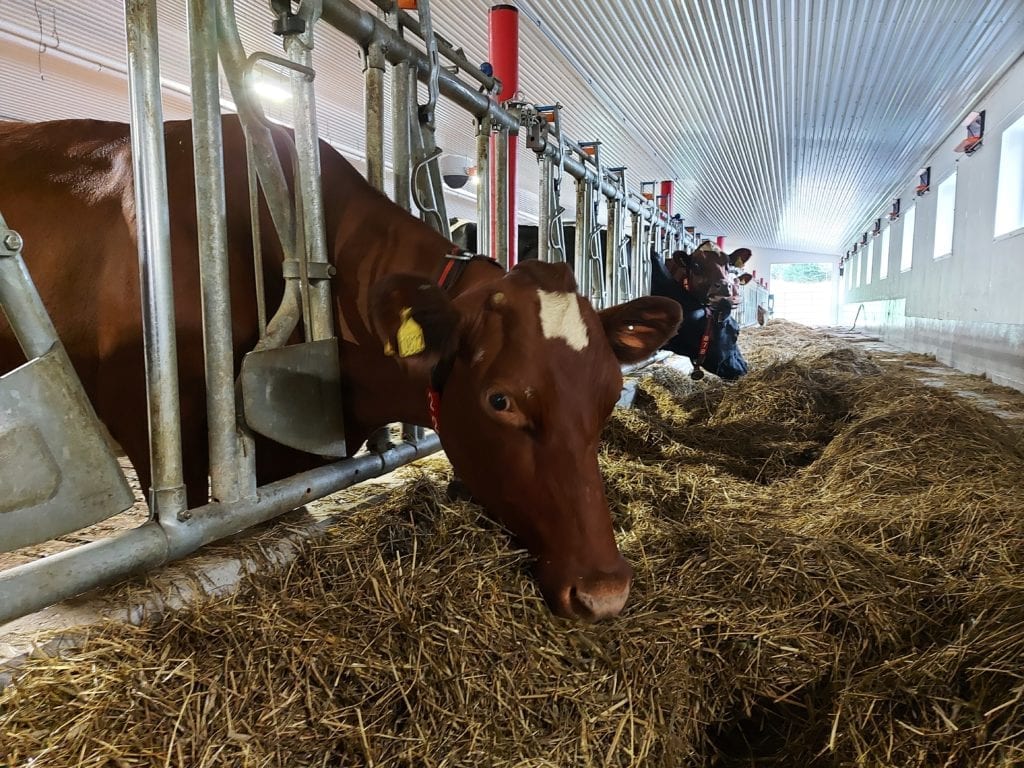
396, 307, 426, 358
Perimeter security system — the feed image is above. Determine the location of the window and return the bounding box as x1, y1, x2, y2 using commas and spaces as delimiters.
855, 252, 861, 287
865, 237, 874, 285
879, 225, 890, 280
901, 205, 916, 272
933, 170, 957, 258
769, 263, 835, 325
995, 112, 1024, 237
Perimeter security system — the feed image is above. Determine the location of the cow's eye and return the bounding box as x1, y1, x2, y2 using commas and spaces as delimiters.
488, 392, 510, 411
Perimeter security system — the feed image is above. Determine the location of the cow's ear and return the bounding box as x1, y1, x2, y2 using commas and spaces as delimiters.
369, 273, 459, 376
729, 248, 752, 268
670, 250, 689, 267
598, 296, 682, 364
737, 272, 753, 285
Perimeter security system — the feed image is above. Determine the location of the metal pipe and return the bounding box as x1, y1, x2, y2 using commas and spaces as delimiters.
186, 0, 241, 504
574, 177, 589, 295
0, 523, 170, 626
605, 195, 620, 305
366, 0, 496, 91
322, 0, 516, 131
245, 132, 269, 339
217, 0, 303, 350
492, 126, 509, 267
474, 117, 491, 255
537, 154, 551, 263
363, 39, 386, 192
284, 4, 334, 343
0, 216, 59, 359
392, 58, 413, 210
0, 434, 441, 626
123, 0, 187, 521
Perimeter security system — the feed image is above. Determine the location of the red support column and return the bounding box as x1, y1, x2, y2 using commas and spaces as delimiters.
658, 180, 673, 215
489, 4, 518, 266
716, 235, 726, 249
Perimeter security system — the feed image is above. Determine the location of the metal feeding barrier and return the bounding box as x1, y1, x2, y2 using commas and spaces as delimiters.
0, 0, 693, 625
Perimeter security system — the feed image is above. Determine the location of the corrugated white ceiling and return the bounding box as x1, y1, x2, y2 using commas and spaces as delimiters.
1, 0, 1022, 255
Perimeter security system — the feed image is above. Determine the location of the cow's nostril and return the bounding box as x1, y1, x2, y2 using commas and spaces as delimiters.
567, 575, 630, 622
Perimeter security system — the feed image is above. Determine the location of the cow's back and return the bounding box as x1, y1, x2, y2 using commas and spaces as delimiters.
0, 120, 141, 367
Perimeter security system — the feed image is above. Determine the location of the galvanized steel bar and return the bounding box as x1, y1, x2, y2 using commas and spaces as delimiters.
493, 126, 509, 267
321, 0, 516, 130
123, 0, 187, 521
537, 156, 552, 263
0, 217, 58, 359
186, 0, 242, 504
474, 117, 491, 256
605, 196, 621, 304
217, 0, 303, 351
363, 38, 386, 192
0, 434, 441, 625
392, 58, 413, 210
366, 0, 497, 91
573, 178, 589, 296
285, 2, 334, 343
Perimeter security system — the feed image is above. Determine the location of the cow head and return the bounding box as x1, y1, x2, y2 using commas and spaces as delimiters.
668, 241, 753, 311
370, 261, 682, 621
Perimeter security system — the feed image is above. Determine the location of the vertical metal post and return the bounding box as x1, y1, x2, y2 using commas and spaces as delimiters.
186, 0, 244, 504
123, 0, 186, 520
574, 178, 589, 295
364, 38, 386, 192
605, 196, 620, 306
475, 117, 491, 255
538, 157, 551, 263
629, 211, 641, 298
284, 5, 334, 342
493, 126, 509, 268
392, 59, 413, 210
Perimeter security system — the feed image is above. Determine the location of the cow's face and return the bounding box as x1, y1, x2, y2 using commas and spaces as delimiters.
668, 241, 752, 309
371, 261, 682, 620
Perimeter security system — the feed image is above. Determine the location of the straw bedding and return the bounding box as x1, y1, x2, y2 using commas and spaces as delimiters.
2, 320, 1022, 767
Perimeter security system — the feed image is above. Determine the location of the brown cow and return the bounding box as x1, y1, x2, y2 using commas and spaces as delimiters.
0, 115, 681, 621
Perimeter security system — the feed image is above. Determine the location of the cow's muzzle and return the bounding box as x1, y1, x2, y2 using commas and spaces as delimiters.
547, 557, 634, 622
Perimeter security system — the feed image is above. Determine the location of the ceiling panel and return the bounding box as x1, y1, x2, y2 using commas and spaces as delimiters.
1, 0, 1022, 254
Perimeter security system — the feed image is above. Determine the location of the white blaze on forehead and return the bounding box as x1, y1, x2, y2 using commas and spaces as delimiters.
536, 289, 589, 352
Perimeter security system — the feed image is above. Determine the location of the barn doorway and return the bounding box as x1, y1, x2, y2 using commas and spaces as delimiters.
768, 262, 835, 326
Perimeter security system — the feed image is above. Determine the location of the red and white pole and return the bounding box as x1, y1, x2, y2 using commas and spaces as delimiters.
489, 4, 518, 266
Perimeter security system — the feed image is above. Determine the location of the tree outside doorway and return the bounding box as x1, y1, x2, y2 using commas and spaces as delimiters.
769, 262, 835, 326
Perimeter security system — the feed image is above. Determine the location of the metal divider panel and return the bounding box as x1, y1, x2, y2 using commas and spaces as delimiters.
0, 345, 135, 553
240, 338, 347, 458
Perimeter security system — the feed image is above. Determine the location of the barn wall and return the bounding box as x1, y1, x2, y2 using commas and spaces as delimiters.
729, 242, 842, 326
840, 53, 1024, 392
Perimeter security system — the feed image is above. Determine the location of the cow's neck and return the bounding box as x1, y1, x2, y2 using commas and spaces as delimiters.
330, 200, 503, 446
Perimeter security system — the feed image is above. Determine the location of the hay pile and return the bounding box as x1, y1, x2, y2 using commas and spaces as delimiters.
2, 320, 1023, 767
